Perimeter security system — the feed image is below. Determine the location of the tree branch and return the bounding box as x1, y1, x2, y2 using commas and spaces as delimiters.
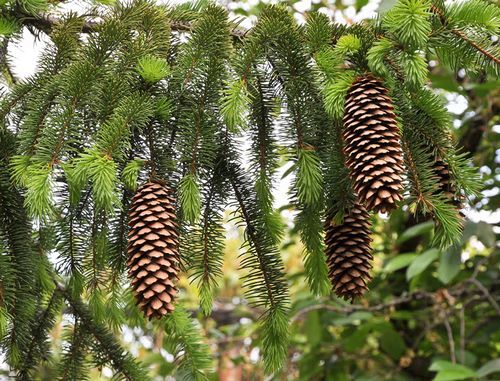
17, 12, 248, 38
430, 3, 500, 65
290, 270, 496, 324
56, 283, 149, 381
0, 38, 17, 86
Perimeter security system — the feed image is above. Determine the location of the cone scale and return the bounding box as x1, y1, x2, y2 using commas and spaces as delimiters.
343, 75, 404, 213
127, 182, 180, 319
325, 203, 373, 301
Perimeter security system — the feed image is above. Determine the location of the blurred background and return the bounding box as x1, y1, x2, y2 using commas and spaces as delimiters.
2, 0, 499, 380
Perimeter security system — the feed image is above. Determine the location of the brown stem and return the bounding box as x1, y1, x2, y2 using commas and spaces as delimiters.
18, 12, 247, 38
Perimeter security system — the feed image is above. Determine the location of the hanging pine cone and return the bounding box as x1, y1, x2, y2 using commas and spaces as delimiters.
432, 158, 464, 216
127, 182, 179, 319
325, 202, 373, 301
343, 75, 404, 213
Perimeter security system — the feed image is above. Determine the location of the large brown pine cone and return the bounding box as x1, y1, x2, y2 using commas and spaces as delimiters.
325, 203, 373, 301
127, 182, 179, 319
343, 75, 404, 213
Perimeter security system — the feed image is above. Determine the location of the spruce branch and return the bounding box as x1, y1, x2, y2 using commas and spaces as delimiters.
230, 171, 279, 309
18, 289, 62, 379
59, 284, 150, 381
0, 1, 493, 376
429, 1, 500, 70
163, 306, 213, 380
185, 162, 228, 316
0, 38, 17, 86
431, 2, 498, 65
225, 155, 290, 373
0, 136, 39, 368
57, 317, 92, 381
449, 28, 500, 65
14, 10, 247, 38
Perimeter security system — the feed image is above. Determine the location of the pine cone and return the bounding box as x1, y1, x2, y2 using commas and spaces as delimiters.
325, 203, 373, 301
127, 182, 179, 319
433, 158, 464, 215
343, 75, 404, 213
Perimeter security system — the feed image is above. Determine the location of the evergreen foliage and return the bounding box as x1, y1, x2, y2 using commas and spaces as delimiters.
0, 0, 496, 377
163, 306, 213, 380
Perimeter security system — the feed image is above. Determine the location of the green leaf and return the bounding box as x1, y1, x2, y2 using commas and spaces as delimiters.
402, 50, 428, 89
447, 0, 500, 34
179, 174, 201, 224
343, 325, 372, 352
315, 48, 342, 79
383, 0, 432, 49
355, 0, 369, 11
429, 74, 463, 93
430, 360, 477, 381
378, 322, 406, 360
137, 55, 170, 83
0, 16, 20, 36
261, 307, 289, 374
10, 155, 31, 187
335, 34, 362, 56
20, 0, 48, 15
476, 221, 496, 247
477, 358, 500, 378
434, 371, 475, 381
437, 244, 461, 284
220, 79, 252, 133
122, 159, 145, 191
322, 71, 356, 119
296, 148, 323, 205
367, 38, 393, 76
406, 248, 439, 280
73, 149, 119, 213
155, 96, 174, 122
397, 221, 434, 244
24, 163, 54, 219
305, 12, 333, 53
384, 253, 418, 273
305, 310, 322, 347
331, 311, 373, 326
164, 305, 214, 379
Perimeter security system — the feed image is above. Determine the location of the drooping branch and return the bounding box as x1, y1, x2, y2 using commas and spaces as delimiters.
57, 283, 149, 381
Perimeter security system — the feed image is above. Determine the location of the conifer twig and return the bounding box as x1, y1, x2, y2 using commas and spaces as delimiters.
450, 29, 500, 65
55, 283, 149, 381
0, 38, 17, 86
230, 178, 277, 307
430, 3, 500, 65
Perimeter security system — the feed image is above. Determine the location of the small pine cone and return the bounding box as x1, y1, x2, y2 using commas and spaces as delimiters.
343, 75, 404, 213
433, 158, 464, 216
127, 182, 179, 319
325, 203, 373, 301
